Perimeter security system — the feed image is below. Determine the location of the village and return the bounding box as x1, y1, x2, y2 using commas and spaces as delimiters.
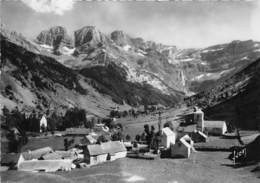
1, 105, 259, 182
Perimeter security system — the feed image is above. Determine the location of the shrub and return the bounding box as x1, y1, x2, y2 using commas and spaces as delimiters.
126, 134, 131, 141
63, 107, 86, 128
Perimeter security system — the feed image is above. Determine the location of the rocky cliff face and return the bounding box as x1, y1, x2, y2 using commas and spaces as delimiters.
74, 26, 111, 54
111, 30, 131, 46
67, 27, 187, 96
165, 40, 260, 93
36, 26, 73, 55
62, 26, 259, 96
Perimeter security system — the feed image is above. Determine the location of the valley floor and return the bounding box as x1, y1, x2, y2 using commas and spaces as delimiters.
1, 107, 259, 183
1, 151, 259, 183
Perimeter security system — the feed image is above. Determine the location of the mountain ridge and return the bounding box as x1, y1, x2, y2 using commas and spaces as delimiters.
1, 27, 184, 116
1, 25, 260, 120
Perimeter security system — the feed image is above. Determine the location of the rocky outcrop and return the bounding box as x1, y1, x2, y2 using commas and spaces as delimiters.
36, 26, 73, 54
110, 30, 176, 54
74, 26, 110, 53
130, 37, 146, 50
111, 30, 130, 46
161, 46, 178, 58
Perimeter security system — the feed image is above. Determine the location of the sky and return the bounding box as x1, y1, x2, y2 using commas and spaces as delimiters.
1, 0, 260, 48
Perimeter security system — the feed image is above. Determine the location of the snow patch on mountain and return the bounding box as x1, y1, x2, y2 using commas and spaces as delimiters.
201, 47, 224, 53
241, 56, 248, 60
136, 49, 147, 56
137, 52, 145, 57
192, 69, 234, 81
177, 58, 194, 62
200, 62, 208, 65
39, 44, 53, 51
123, 44, 131, 51
60, 46, 75, 55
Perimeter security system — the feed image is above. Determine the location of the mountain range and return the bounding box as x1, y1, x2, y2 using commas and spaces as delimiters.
1, 25, 260, 125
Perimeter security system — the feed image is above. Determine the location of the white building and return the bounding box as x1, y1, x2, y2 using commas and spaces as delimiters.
204, 121, 227, 135
39, 115, 47, 132
85, 141, 127, 165
85, 144, 108, 165
192, 109, 227, 136
193, 109, 204, 131
17, 147, 75, 172
161, 127, 176, 148
170, 135, 194, 158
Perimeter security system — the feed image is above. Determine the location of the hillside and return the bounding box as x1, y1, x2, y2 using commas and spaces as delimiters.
178, 40, 260, 92
0, 27, 183, 116
79, 62, 182, 106
0, 30, 122, 117
187, 58, 260, 130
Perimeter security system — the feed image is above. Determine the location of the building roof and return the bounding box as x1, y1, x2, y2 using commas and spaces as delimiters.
85, 135, 97, 144
180, 137, 192, 148
54, 150, 78, 160
204, 121, 226, 128
40, 115, 47, 121
191, 130, 208, 138
87, 144, 106, 156
193, 109, 203, 114
197, 131, 208, 138
101, 141, 126, 154
180, 135, 193, 146
65, 128, 90, 135
22, 147, 53, 160
162, 127, 175, 136
42, 152, 63, 160
87, 141, 126, 156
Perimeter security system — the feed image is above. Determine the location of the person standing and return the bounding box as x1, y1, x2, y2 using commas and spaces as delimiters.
158, 111, 162, 133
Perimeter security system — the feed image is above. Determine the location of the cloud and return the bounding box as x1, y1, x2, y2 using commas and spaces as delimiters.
21, 0, 75, 15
